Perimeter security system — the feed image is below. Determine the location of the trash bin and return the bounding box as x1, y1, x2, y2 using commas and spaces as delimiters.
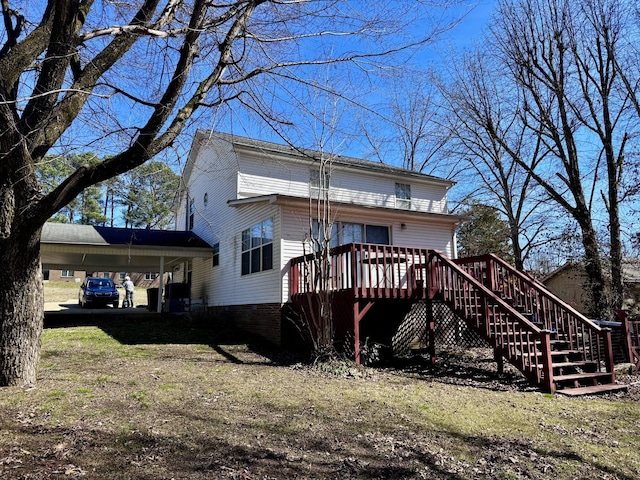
163, 283, 190, 313
146, 288, 159, 311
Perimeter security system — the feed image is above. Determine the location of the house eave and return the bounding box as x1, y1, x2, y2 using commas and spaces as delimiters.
228, 194, 464, 226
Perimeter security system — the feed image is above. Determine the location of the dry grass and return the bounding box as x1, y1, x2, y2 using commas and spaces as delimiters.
44, 281, 82, 303
1, 317, 639, 479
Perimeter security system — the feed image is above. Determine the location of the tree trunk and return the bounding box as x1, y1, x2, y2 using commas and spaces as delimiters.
0, 227, 44, 386
578, 218, 609, 320
509, 221, 524, 271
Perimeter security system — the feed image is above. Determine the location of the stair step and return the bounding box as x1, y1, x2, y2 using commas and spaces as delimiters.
551, 349, 582, 357
556, 383, 628, 396
552, 361, 597, 369
553, 372, 613, 383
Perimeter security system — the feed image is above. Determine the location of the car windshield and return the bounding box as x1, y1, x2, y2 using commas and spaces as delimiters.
87, 280, 113, 288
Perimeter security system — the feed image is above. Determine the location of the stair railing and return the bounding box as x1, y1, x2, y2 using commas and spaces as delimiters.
455, 254, 614, 375
427, 250, 554, 391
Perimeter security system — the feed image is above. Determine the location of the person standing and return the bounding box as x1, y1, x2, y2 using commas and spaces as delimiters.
123, 276, 134, 308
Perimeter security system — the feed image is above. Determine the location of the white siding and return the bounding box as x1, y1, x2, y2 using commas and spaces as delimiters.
236, 153, 450, 215
237, 153, 309, 198
182, 137, 282, 306
410, 182, 449, 214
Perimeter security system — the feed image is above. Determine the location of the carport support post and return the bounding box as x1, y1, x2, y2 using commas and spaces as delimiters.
157, 256, 165, 313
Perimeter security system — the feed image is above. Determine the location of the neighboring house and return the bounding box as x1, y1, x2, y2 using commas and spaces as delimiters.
174, 131, 462, 345
43, 269, 168, 288
543, 260, 640, 316
44, 269, 87, 283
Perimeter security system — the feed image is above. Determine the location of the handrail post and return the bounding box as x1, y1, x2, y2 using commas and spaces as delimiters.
350, 243, 358, 296
290, 260, 299, 297
619, 310, 635, 365
487, 256, 495, 292
540, 330, 555, 393
602, 328, 614, 373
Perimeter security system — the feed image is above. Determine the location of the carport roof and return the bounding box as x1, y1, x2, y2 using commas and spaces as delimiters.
41, 223, 213, 271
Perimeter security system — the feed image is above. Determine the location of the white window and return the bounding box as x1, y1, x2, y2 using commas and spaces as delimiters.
145, 272, 158, 280
241, 218, 273, 275
312, 221, 390, 247
61, 270, 74, 277
188, 197, 195, 230
212, 242, 220, 267
310, 168, 330, 198
395, 183, 411, 210
118, 272, 126, 280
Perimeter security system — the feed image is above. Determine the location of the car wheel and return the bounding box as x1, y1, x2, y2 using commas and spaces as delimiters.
112, 301, 119, 308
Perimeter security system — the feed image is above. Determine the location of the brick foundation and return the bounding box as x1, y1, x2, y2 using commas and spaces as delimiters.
209, 303, 283, 346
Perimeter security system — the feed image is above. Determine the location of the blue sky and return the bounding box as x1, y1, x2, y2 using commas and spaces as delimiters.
447, 1, 495, 49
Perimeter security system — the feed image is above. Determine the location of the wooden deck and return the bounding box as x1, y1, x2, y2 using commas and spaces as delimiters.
288, 244, 623, 395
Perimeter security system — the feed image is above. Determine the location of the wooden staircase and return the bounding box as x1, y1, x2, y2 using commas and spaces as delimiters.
426, 251, 627, 396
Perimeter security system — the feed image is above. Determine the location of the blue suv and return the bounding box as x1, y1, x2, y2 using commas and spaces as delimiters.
78, 277, 120, 308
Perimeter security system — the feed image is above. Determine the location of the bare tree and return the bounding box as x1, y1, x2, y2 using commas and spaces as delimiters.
362, 75, 450, 174
485, 0, 639, 317
0, 0, 460, 386
300, 148, 335, 354
439, 50, 553, 271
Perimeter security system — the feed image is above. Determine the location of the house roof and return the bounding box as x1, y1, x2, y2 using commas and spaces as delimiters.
543, 259, 640, 284
41, 223, 213, 271
184, 130, 455, 189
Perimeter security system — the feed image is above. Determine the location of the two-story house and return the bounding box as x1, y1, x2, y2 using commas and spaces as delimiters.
174, 131, 462, 346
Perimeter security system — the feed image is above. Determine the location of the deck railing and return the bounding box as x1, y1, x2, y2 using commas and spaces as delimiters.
289, 243, 430, 299
455, 254, 614, 375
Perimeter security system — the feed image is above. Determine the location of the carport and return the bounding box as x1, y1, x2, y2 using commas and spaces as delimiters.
41, 223, 214, 312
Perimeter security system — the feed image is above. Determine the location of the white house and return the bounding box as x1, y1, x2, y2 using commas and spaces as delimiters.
175, 131, 462, 345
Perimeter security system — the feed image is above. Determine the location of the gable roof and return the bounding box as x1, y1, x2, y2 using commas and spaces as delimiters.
183, 130, 455, 189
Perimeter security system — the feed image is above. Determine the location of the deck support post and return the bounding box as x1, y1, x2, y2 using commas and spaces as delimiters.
426, 299, 436, 364
540, 330, 555, 393
353, 300, 374, 365
494, 348, 504, 374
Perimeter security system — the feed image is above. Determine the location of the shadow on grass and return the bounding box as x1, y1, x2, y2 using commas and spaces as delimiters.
382, 350, 536, 393
4, 414, 636, 480
44, 314, 300, 366
2, 421, 464, 480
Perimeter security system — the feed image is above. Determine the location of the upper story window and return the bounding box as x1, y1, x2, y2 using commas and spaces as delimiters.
395, 183, 411, 210
241, 218, 273, 275
310, 168, 330, 198
188, 197, 195, 229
